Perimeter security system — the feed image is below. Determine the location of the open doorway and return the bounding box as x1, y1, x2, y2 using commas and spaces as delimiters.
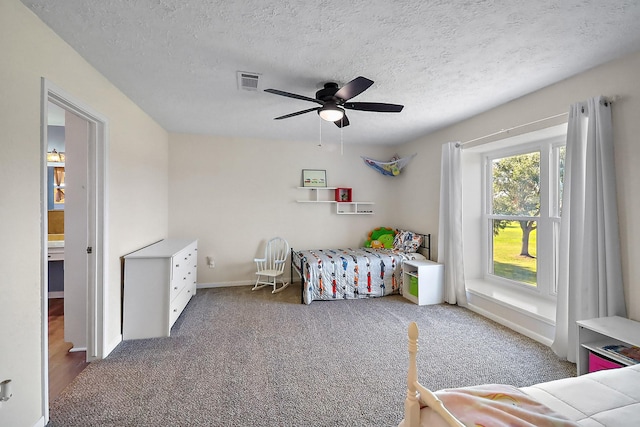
45, 101, 90, 402
41, 79, 108, 421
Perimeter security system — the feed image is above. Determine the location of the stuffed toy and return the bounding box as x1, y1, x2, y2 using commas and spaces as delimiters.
378, 233, 395, 249
364, 227, 396, 249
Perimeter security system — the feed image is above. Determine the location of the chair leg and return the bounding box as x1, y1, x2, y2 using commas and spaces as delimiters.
271, 277, 289, 294
252, 275, 269, 291
253, 274, 288, 293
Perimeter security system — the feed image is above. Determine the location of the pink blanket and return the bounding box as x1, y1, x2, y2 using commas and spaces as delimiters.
431, 384, 579, 427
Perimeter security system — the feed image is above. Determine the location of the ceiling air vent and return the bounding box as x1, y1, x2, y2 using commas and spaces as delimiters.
237, 72, 260, 91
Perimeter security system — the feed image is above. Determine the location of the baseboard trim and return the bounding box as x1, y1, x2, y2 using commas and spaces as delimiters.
197, 281, 253, 289
33, 416, 46, 427
198, 278, 302, 290
48, 291, 64, 299
468, 303, 553, 346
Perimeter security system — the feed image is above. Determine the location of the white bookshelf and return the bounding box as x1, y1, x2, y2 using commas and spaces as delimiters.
576, 316, 640, 375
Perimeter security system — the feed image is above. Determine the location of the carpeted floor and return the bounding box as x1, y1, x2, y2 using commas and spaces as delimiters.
48, 285, 575, 426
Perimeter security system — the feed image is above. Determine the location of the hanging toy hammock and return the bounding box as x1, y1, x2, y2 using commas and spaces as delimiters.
361, 153, 416, 176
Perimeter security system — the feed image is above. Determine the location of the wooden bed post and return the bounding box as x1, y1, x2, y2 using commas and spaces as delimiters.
401, 322, 466, 427
400, 322, 421, 427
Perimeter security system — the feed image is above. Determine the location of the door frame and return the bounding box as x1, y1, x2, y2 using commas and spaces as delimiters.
40, 78, 108, 421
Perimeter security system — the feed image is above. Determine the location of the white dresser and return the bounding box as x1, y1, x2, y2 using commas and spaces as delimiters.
123, 239, 198, 340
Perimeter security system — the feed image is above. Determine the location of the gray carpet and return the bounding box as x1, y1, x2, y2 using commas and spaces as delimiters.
48, 285, 575, 426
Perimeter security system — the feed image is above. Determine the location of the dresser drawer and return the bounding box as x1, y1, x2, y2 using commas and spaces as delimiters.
169, 285, 194, 328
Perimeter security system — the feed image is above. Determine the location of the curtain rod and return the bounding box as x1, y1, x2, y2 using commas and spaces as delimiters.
458, 112, 568, 147
458, 95, 619, 148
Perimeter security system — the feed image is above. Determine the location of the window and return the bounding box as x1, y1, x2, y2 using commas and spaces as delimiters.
484, 138, 565, 297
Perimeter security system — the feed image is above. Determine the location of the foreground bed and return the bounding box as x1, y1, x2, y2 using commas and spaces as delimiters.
400, 322, 640, 427
291, 232, 430, 304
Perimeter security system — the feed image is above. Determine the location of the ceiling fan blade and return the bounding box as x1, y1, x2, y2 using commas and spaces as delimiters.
274, 107, 321, 120
264, 88, 323, 105
334, 76, 374, 101
344, 102, 404, 113
333, 114, 350, 128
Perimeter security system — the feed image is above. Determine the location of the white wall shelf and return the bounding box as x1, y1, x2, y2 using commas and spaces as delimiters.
336, 201, 374, 215
296, 187, 375, 214
296, 187, 337, 203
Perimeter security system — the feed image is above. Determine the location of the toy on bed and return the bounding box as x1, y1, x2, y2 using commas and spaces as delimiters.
291, 228, 430, 304
364, 227, 396, 248
399, 322, 640, 427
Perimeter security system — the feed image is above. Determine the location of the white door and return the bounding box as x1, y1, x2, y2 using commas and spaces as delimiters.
42, 80, 107, 423
63, 110, 89, 351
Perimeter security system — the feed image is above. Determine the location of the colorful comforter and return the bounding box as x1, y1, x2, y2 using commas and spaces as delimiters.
292, 248, 426, 304
432, 384, 579, 427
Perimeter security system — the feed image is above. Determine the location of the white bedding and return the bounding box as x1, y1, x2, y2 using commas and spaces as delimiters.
400, 322, 640, 427
521, 363, 640, 427
415, 364, 640, 427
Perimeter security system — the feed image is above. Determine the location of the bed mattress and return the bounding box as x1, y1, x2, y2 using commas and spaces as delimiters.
520, 363, 640, 427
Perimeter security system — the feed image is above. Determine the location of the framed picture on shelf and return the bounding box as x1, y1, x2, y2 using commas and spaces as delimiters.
302, 169, 327, 187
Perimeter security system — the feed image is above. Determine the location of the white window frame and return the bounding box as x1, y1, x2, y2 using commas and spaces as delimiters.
482, 135, 565, 300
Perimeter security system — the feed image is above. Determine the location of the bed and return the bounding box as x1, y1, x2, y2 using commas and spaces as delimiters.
291, 229, 430, 304
399, 322, 640, 427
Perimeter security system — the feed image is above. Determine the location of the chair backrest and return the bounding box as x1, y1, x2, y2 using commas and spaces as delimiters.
264, 237, 289, 272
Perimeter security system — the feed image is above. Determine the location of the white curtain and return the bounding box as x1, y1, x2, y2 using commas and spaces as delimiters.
552, 96, 626, 362
437, 142, 467, 306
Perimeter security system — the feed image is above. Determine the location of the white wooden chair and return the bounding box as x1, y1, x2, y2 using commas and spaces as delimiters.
253, 237, 290, 293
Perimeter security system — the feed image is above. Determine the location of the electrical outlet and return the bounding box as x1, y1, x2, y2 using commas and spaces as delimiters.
206, 256, 215, 269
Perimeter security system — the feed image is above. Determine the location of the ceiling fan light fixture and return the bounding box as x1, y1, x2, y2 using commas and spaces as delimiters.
318, 105, 345, 122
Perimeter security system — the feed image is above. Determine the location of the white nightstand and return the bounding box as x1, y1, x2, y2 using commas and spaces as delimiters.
576, 316, 640, 375
402, 260, 444, 305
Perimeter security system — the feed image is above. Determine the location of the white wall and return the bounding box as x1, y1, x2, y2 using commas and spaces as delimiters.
168, 133, 406, 285
398, 50, 640, 321
0, 1, 169, 425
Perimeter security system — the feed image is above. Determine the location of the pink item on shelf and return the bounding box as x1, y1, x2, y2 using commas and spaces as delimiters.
589, 352, 622, 372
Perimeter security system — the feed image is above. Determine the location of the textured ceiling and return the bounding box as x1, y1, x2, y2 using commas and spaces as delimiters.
21, 0, 640, 145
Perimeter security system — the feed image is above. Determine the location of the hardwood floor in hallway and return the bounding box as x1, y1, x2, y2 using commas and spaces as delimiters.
48, 298, 89, 403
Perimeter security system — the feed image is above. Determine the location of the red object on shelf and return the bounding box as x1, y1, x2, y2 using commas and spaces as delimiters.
335, 188, 352, 202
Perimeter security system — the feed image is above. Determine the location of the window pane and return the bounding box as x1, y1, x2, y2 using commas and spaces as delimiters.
492, 152, 540, 216
491, 220, 537, 286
